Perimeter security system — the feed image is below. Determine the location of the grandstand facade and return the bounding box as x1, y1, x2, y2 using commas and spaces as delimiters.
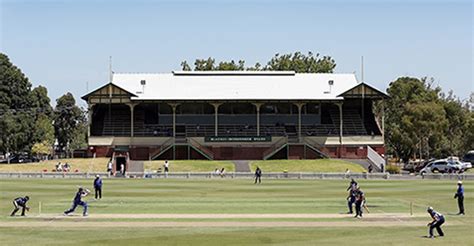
82, 71, 388, 162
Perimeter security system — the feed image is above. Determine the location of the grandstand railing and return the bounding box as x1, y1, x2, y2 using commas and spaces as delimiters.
367, 145, 385, 170
262, 137, 288, 160
150, 138, 175, 160
188, 138, 214, 160
303, 138, 329, 158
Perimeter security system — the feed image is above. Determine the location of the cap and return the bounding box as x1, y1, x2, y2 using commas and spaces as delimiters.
427, 207, 433, 212
96, 174, 100, 178
457, 180, 463, 185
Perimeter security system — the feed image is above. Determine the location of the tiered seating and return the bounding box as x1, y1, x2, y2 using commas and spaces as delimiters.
329, 108, 368, 135
186, 125, 215, 137
134, 124, 173, 136
102, 111, 131, 136
261, 124, 286, 136
218, 124, 257, 136
302, 124, 339, 136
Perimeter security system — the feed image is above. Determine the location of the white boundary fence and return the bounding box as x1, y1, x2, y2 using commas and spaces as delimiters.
0, 171, 472, 180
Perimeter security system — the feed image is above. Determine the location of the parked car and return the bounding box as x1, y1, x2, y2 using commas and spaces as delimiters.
420, 159, 461, 174
462, 151, 474, 165
447, 156, 472, 170
403, 158, 434, 173
0, 154, 39, 164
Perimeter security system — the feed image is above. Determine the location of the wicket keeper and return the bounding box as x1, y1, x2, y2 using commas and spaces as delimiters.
11, 196, 30, 216
427, 207, 445, 238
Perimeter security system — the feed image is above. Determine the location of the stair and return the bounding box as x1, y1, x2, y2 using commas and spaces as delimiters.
262, 137, 288, 160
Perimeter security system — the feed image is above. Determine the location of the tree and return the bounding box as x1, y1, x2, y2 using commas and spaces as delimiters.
194, 57, 216, 71
438, 92, 474, 156
265, 51, 336, 73
31, 86, 53, 117
69, 120, 88, 153
384, 77, 443, 162
0, 53, 35, 155
32, 114, 55, 156
180, 61, 191, 71
54, 93, 85, 157
216, 60, 245, 71
179, 51, 336, 73
384, 76, 473, 162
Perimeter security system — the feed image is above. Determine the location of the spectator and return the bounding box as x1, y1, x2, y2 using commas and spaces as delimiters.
56, 162, 63, 172
164, 160, 170, 177
63, 163, 70, 172
368, 164, 373, 173
120, 163, 125, 176
107, 160, 113, 175
220, 168, 226, 178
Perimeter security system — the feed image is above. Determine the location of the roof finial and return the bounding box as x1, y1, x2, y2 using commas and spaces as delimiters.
109, 56, 113, 83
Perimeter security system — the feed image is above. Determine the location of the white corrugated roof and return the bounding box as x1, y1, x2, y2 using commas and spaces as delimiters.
111, 71, 359, 101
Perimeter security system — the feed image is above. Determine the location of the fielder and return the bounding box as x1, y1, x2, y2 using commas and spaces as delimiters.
427, 207, 445, 238
64, 187, 90, 216
11, 196, 30, 216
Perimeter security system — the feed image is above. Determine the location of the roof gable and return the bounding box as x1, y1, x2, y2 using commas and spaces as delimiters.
337, 83, 389, 99
81, 83, 137, 103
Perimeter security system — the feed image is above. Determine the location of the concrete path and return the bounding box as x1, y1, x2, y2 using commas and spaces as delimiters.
233, 160, 251, 172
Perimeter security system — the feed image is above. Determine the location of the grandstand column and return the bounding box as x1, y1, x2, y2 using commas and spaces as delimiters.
295, 103, 305, 142
87, 103, 95, 137
336, 102, 344, 157
169, 103, 179, 137
127, 103, 137, 138
211, 103, 221, 136
252, 103, 263, 136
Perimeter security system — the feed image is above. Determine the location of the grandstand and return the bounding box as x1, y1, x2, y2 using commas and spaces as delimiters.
83, 71, 388, 164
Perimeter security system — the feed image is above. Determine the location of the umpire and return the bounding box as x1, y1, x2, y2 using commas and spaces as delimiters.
94, 175, 103, 199
11, 196, 30, 216
454, 180, 464, 215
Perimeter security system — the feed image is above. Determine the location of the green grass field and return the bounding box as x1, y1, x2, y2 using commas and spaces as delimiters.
144, 160, 235, 172
250, 159, 365, 173
0, 178, 472, 245
0, 159, 364, 173
0, 158, 109, 172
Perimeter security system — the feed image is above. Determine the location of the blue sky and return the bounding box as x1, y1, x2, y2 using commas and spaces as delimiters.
0, 0, 472, 106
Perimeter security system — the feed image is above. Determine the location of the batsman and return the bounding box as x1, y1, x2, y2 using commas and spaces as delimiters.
10, 196, 30, 216
64, 187, 90, 216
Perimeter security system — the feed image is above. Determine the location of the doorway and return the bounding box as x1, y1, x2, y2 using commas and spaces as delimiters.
116, 157, 127, 172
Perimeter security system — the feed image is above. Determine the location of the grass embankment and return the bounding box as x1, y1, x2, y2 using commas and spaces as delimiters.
144, 160, 235, 172
0, 158, 109, 172
251, 159, 366, 173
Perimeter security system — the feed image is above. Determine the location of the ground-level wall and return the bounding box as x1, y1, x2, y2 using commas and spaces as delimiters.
88, 136, 384, 160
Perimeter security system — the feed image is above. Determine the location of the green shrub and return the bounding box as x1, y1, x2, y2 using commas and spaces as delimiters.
386, 164, 401, 174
